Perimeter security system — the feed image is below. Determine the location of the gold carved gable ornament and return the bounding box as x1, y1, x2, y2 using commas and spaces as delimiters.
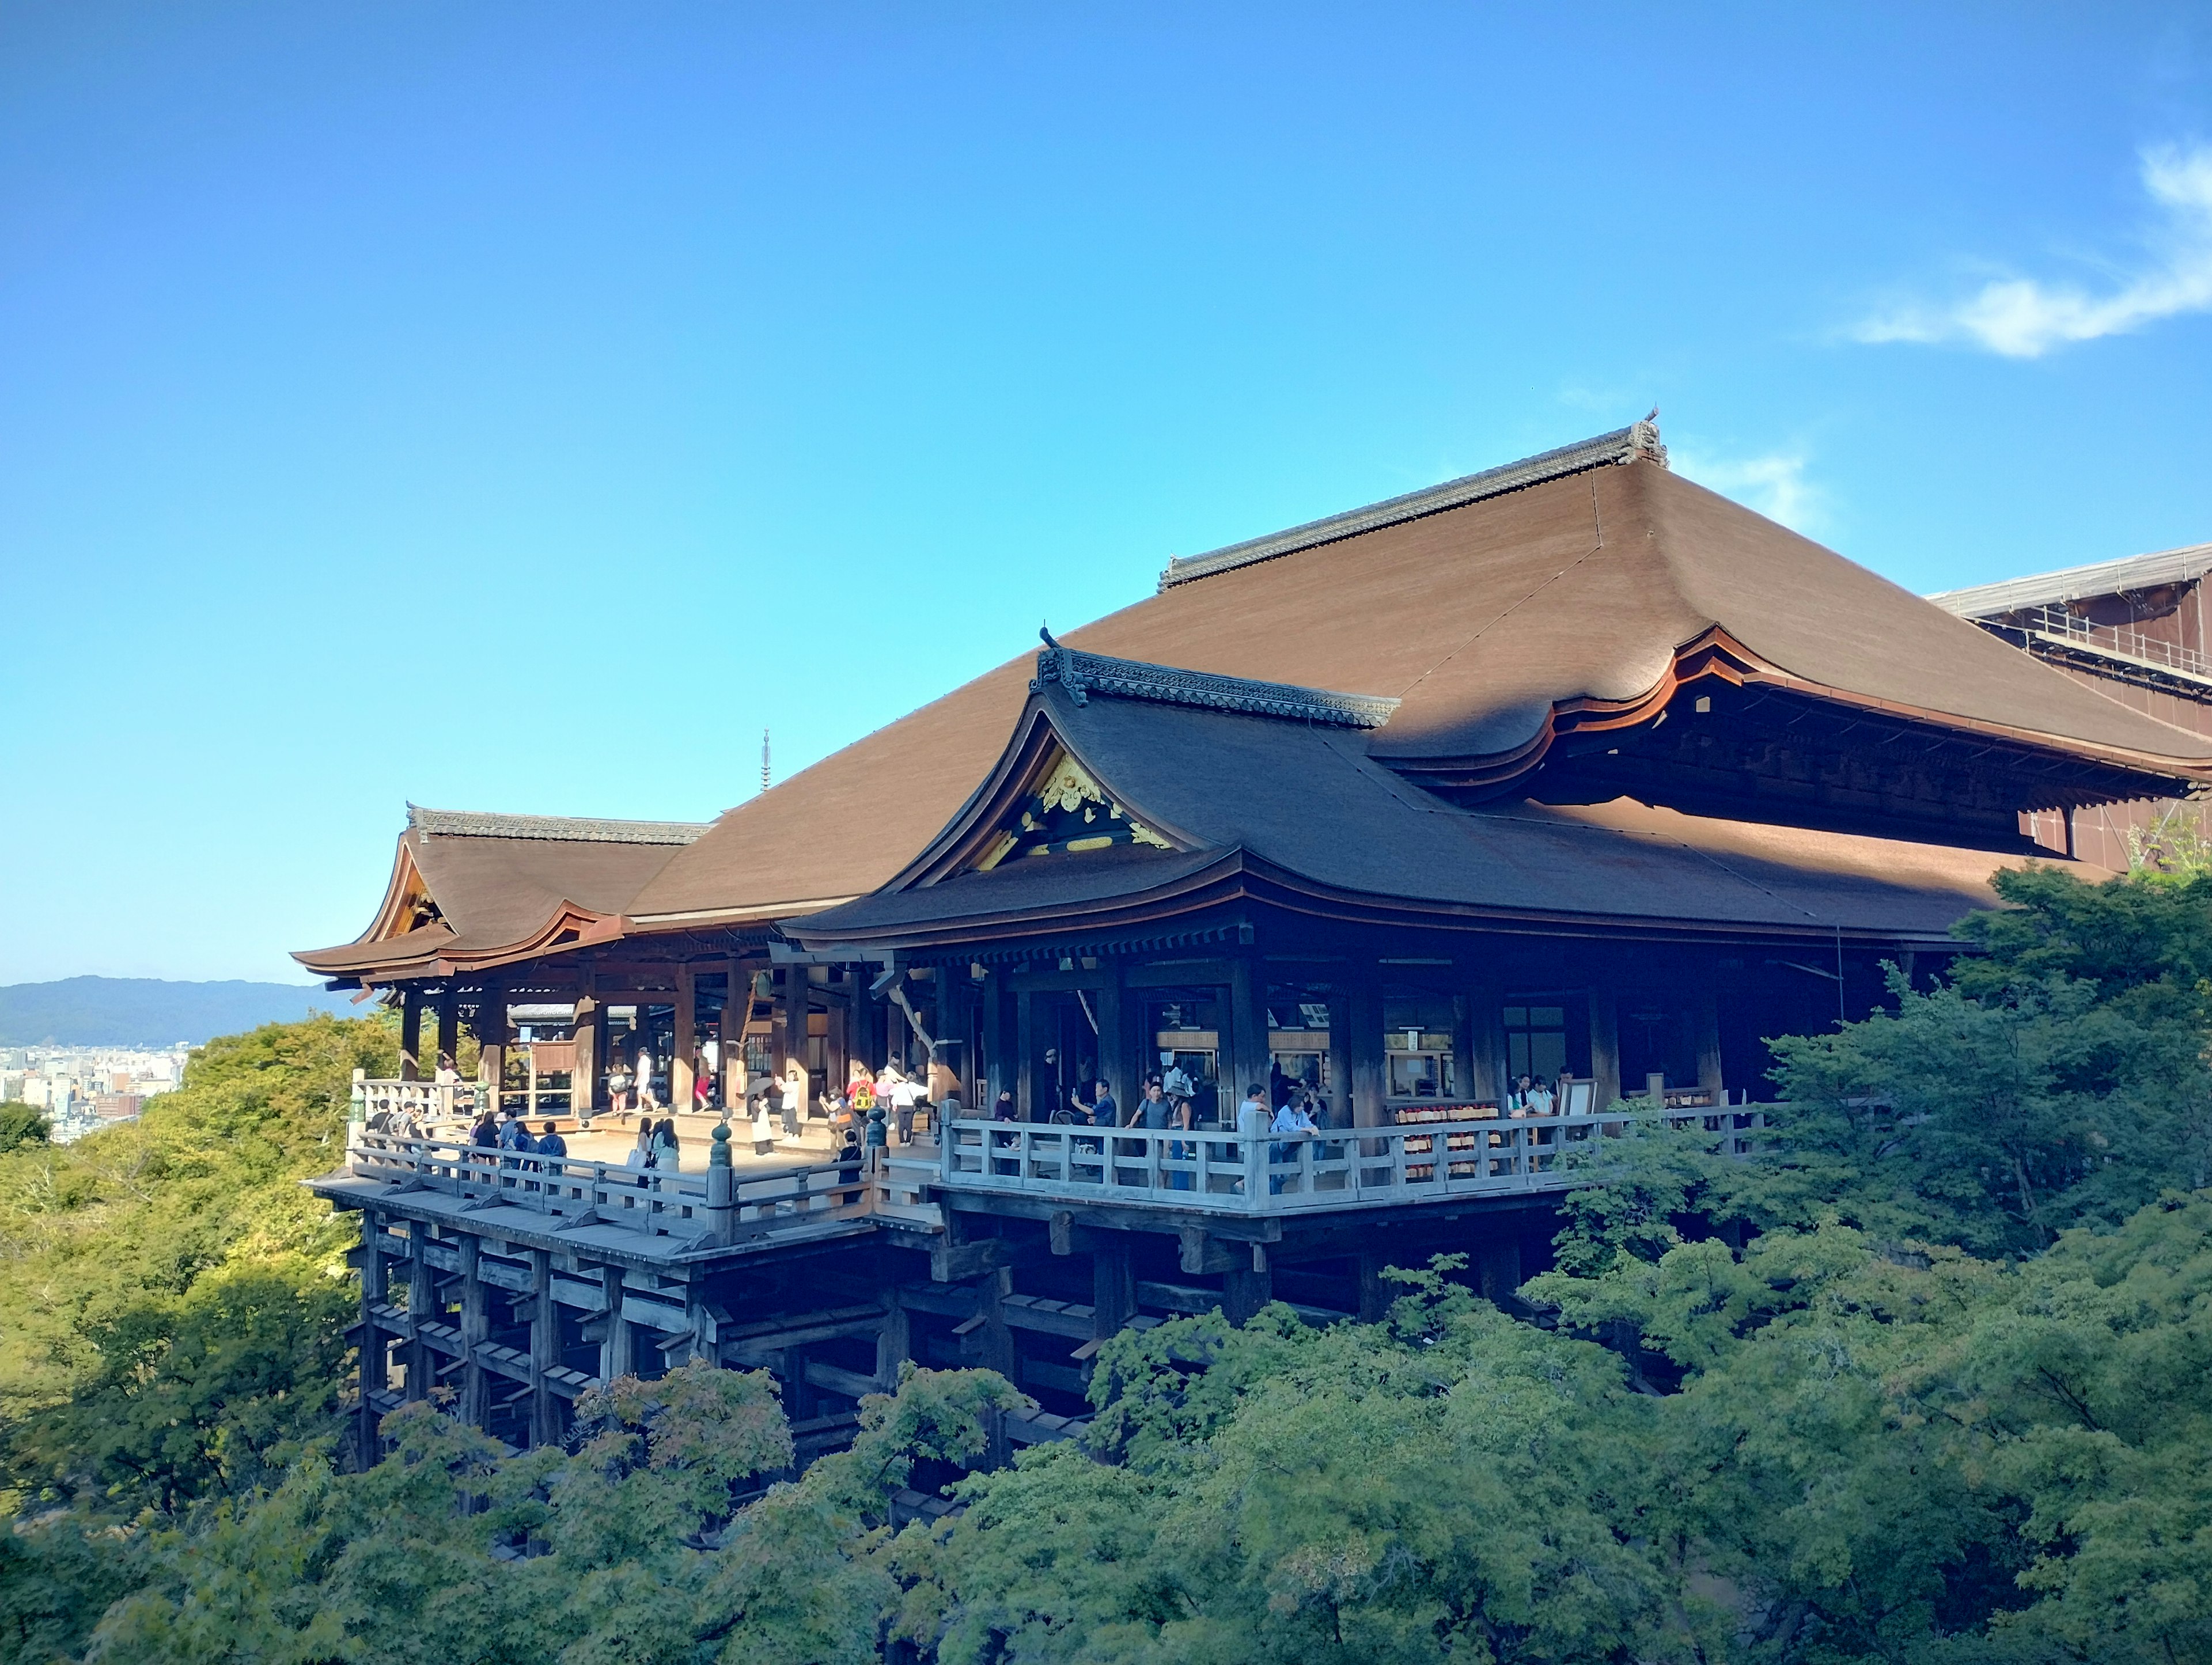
971, 749, 1173, 872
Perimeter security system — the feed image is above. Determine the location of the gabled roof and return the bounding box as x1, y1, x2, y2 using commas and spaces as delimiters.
294, 807, 708, 981
791, 671, 2043, 953
1929, 540, 2212, 619
630, 421, 2212, 928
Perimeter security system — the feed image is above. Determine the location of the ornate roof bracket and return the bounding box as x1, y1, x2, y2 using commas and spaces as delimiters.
1031, 632, 1400, 729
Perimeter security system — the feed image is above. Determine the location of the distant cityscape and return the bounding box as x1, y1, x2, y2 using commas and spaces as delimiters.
2, 1044, 193, 1142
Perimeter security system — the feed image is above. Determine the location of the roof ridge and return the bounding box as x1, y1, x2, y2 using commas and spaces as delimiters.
1927, 540, 2212, 618
404, 805, 709, 846
1031, 634, 1400, 729
1157, 416, 1668, 591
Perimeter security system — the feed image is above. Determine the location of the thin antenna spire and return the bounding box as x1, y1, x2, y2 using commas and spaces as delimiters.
761, 729, 771, 794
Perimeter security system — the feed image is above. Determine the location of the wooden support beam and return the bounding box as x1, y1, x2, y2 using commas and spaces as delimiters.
1467, 981, 1504, 1103
475, 983, 507, 1112
1354, 1254, 1389, 1324
672, 964, 696, 1113
724, 958, 749, 1105
1014, 987, 1035, 1122
1091, 1235, 1135, 1340
435, 987, 459, 1079
983, 970, 1010, 1120
931, 1235, 1014, 1284
1178, 1224, 1240, 1276
1225, 953, 1267, 1122
1695, 983, 1724, 1097
405, 1228, 435, 1401
1476, 1238, 1525, 1306
398, 989, 422, 1082
1221, 1262, 1274, 1326
356, 1209, 388, 1467
459, 1237, 489, 1429
1347, 971, 1385, 1128
529, 1248, 563, 1450
599, 1265, 634, 1383
1588, 983, 1620, 1110
573, 981, 600, 1120
874, 1291, 911, 1388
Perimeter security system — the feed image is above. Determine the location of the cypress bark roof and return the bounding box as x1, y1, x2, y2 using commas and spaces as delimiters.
629, 426, 2211, 927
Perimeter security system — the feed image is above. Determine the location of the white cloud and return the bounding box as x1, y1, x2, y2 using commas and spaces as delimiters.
1853, 143, 2212, 358
1672, 447, 1823, 536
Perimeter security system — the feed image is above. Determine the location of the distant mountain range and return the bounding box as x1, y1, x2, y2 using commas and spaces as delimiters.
0, 977, 351, 1047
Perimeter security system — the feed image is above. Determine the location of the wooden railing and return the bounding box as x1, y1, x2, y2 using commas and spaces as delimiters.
935, 1110, 1619, 1215
354, 1073, 485, 1131
344, 1129, 873, 1247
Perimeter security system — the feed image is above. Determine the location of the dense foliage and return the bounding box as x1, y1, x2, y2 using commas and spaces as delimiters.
3, 868, 2209, 1663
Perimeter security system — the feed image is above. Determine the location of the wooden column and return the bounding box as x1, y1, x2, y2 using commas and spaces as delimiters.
1588, 983, 1621, 1111
1092, 1236, 1135, 1338
398, 989, 422, 1082
1014, 988, 1035, 1121
1347, 969, 1385, 1127
984, 972, 1010, 1116
1225, 954, 1268, 1118
672, 964, 696, 1113
475, 983, 507, 1112
1222, 1246, 1274, 1326
1354, 1253, 1390, 1324
723, 960, 749, 1106
529, 1248, 562, 1449
435, 987, 459, 1076
600, 1265, 634, 1383
1477, 1238, 1524, 1306
770, 972, 795, 1087
405, 1228, 434, 1401
458, 1236, 488, 1429
874, 1291, 911, 1389
1467, 981, 1505, 1103
1450, 993, 1475, 1106
1325, 991, 1352, 1128
357, 1208, 387, 1468
1097, 969, 1128, 1118
1695, 984, 1724, 1097
573, 985, 600, 1119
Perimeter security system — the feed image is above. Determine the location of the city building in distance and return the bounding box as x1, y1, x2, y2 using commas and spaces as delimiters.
3, 1044, 192, 1141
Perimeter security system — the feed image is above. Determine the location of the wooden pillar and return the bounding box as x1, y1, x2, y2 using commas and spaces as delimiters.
1222, 1246, 1273, 1326
1450, 992, 1474, 1106
1477, 1238, 1524, 1306
827, 990, 850, 1101
1695, 984, 1724, 1097
573, 986, 600, 1119
398, 989, 422, 1082
1354, 1253, 1390, 1324
874, 1291, 911, 1389
1091, 1236, 1135, 1338
1347, 969, 1385, 1127
723, 960, 749, 1106
458, 1236, 488, 1429
1014, 988, 1035, 1121
600, 1265, 634, 1383
1097, 969, 1128, 1118
1225, 954, 1268, 1117
976, 1267, 1017, 1377
672, 964, 697, 1113
770, 972, 796, 1087
529, 1248, 562, 1449
1588, 983, 1621, 1111
475, 983, 507, 1111
984, 972, 1010, 1116
405, 1227, 434, 1401
434, 987, 459, 1078
1467, 981, 1505, 1103
357, 1208, 387, 1467
1325, 991, 1352, 1128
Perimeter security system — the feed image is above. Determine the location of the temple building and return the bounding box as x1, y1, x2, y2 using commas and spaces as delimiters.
298, 418, 2212, 1462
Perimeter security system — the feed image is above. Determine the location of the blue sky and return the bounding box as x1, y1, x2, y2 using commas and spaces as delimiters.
4, 3, 2211, 983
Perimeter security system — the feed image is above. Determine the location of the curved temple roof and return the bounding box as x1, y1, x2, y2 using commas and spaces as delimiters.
294, 806, 707, 983
626, 422, 2212, 932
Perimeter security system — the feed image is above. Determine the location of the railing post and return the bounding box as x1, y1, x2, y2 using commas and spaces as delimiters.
707, 1121, 735, 1245
347, 1068, 367, 1175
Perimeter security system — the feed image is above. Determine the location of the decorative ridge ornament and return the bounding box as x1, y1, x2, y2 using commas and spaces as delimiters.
1031, 631, 1400, 729
1157, 415, 1669, 591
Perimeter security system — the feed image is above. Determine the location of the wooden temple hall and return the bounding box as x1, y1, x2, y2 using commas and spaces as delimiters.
298, 417, 2212, 1460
